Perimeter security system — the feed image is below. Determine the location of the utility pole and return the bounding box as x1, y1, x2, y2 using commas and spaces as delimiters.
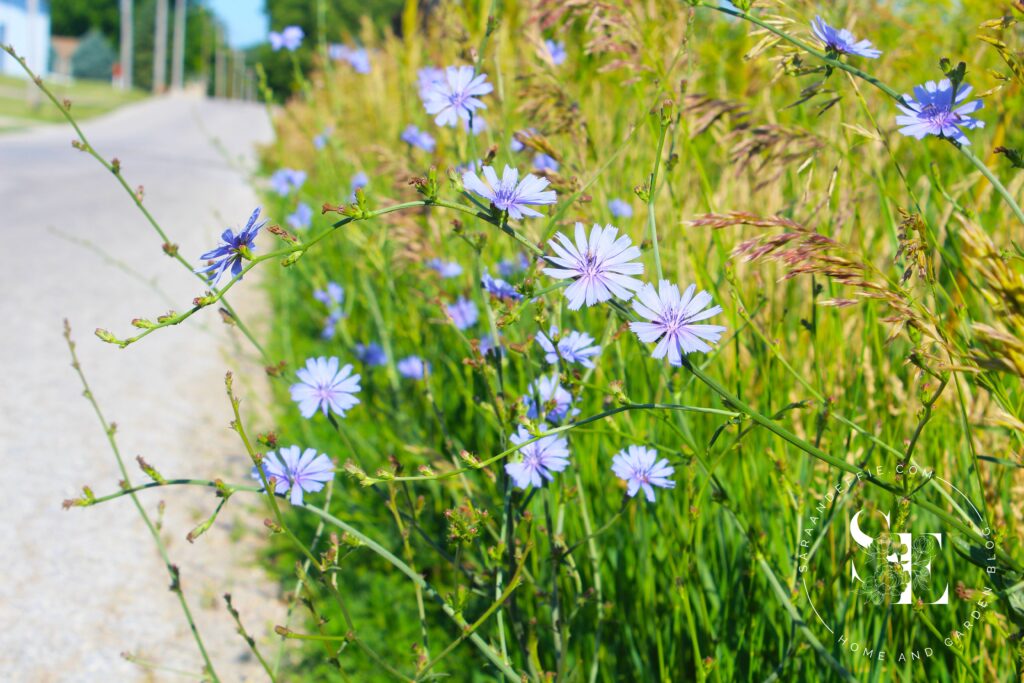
171, 0, 186, 90
153, 0, 168, 93
214, 26, 226, 99
119, 0, 133, 89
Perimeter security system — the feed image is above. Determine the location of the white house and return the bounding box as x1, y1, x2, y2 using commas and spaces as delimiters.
0, 0, 51, 77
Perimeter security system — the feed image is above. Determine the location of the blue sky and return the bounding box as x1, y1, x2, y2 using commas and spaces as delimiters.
208, 0, 268, 49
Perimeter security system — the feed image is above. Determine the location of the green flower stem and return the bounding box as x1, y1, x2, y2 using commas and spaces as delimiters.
647, 113, 671, 281
62, 323, 221, 682
707, 3, 1024, 228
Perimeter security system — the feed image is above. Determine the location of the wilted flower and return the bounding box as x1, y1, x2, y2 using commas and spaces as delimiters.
354, 342, 387, 367
608, 198, 633, 218
612, 445, 675, 502
481, 270, 522, 301
630, 280, 727, 365
533, 153, 560, 172
420, 65, 493, 128
810, 17, 881, 59
543, 223, 644, 310
195, 207, 264, 285
545, 39, 567, 66
446, 297, 479, 330
401, 125, 436, 152
252, 446, 333, 505
497, 253, 530, 277
290, 357, 361, 419
462, 165, 556, 220
427, 258, 463, 278
270, 168, 306, 196
536, 327, 601, 368
525, 374, 578, 424
896, 79, 984, 145
397, 356, 427, 379
269, 26, 304, 52
287, 202, 312, 230
505, 424, 570, 489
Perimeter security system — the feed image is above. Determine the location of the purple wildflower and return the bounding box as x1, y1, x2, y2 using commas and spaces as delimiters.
348, 171, 369, 202
417, 67, 445, 98
270, 168, 306, 196
478, 334, 504, 357
810, 17, 881, 59
543, 223, 644, 310
347, 48, 371, 74
289, 357, 361, 419
630, 280, 727, 365
401, 125, 436, 152
313, 127, 332, 150
421, 65, 493, 128
462, 165, 557, 220
354, 342, 387, 367
252, 446, 333, 505
269, 26, 304, 52
313, 282, 344, 308
536, 327, 601, 368
497, 253, 530, 277
446, 297, 479, 330
533, 153, 560, 173
195, 207, 264, 285
287, 202, 312, 230
525, 374, 578, 424
895, 79, 984, 145
545, 39, 567, 66
608, 198, 633, 219
505, 424, 570, 489
427, 258, 463, 278
612, 445, 675, 502
397, 356, 427, 380
481, 270, 523, 301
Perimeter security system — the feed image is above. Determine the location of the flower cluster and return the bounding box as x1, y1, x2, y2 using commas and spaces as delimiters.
269, 26, 303, 52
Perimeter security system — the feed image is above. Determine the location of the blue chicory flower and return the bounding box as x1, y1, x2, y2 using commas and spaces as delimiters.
397, 356, 427, 380
354, 342, 387, 367
269, 26, 304, 52
270, 168, 306, 196
543, 223, 644, 310
420, 65, 493, 128
536, 327, 601, 368
608, 198, 633, 218
446, 297, 479, 330
195, 207, 265, 285
462, 165, 557, 220
252, 445, 333, 505
289, 357, 361, 419
525, 374, 578, 424
895, 79, 984, 145
287, 202, 313, 230
612, 445, 675, 502
533, 153, 560, 173
505, 424, 570, 489
313, 127, 332, 150
497, 253, 530, 277
481, 270, 523, 301
629, 280, 727, 365
545, 39, 567, 66
348, 171, 369, 202
401, 125, 437, 152
427, 258, 463, 278
810, 17, 881, 59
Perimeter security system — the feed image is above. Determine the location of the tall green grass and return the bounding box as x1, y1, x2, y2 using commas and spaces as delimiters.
256, 0, 1024, 680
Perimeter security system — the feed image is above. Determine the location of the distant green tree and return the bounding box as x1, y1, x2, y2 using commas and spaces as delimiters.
71, 28, 117, 80
50, 0, 120, 41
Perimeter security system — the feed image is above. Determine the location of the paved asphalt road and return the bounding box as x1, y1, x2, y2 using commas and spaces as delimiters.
0, 93, 284, 681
